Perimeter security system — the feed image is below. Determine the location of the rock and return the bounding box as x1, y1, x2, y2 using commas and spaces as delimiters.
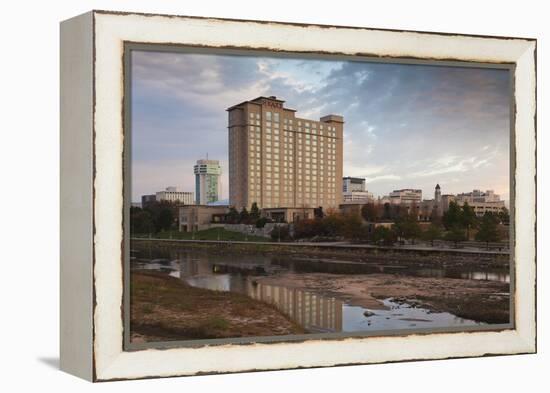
363, 310, 376, 317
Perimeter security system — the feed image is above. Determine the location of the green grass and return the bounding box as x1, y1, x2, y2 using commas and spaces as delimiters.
133, 227, 269, 242
201, 316, 230, 331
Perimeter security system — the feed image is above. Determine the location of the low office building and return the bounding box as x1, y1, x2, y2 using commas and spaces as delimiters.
178, 205, 229, 232
342, 191, 374, 202
156, 186, 194, 205
387, 189, 422, 204
456, 189, 501, 203
419, 185, 505, 219
439, 186, 505, 217
456, 199, 506, 217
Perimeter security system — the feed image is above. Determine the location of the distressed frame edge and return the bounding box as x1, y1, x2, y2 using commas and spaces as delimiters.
90, 8, 537, 42
59, 10, 95, 381
90, 11, 537, 381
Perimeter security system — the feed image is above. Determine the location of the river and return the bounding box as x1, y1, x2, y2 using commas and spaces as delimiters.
131, 246, 509, 334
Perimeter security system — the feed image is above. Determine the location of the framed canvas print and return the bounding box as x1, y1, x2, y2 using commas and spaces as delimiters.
60, 10, 537, 381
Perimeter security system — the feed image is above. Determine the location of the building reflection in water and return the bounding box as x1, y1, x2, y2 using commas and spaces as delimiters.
246, 282, 343, 333
175, 251, 344, 333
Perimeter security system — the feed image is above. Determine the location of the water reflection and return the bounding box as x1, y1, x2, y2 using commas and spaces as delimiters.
172, 252, 342, 331
133, 248, 484, 333
247, 282, 343, 333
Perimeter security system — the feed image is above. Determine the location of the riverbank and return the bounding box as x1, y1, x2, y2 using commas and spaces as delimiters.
130, 270, 305, 343
252, 272, 510, 324
132, 238, 510, 269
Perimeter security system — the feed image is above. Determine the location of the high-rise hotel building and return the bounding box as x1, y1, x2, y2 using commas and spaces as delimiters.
227, 96, 343, 210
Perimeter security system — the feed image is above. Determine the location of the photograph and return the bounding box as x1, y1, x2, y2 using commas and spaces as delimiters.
127, 47, 513, 345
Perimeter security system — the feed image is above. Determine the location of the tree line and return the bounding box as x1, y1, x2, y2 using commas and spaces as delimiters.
130, 200, 509, 249
130, 201, 272, 235
130, 201, 176, 234
291, 201, 508, 248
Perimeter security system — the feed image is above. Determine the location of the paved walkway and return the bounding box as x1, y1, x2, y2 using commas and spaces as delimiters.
131, 238, 509, 255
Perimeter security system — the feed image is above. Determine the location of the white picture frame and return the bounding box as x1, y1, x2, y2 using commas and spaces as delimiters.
60, 10, 536, 381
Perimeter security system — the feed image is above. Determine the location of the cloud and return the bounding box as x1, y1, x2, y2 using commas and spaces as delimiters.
131, 50, 510, 203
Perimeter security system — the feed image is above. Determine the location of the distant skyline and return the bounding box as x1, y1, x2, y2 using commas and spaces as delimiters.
131, 50, 510, 203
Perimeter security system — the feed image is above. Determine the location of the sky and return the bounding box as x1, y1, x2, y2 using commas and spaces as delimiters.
131, 50, 510, 203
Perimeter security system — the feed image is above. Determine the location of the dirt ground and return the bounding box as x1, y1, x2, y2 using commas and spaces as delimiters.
130, 270, 304, 343
252, 272, 510, 324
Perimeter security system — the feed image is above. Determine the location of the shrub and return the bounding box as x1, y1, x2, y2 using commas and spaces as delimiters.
255, 217, 271, 228
293, 218, 324, 239
372, 226, 397, 246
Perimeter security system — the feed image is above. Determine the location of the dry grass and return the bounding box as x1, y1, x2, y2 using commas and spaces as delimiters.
130, 270, 304, 343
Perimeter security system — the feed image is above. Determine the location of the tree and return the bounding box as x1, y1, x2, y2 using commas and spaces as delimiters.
130, 207, 154, 235
444, 226, 467, 248
442, 201, 461, 230
250, 202, 260, 221
382, 203, 392, 220
226, 207, 239, 224
293, 218, 323, 239
421, 223, 443, 247
475, 212, 502, 249
356, 225, 372, 243
372, 226, 396, 246
155, 208, 174, 232
239, 207, 250, 223
405, 218, 422, 244
460, 202, 478, 240
322, 214, 345, 238
361, 203, 378, 222
393, 217, 406, 240
141, 200, 178, 233
498, 207, 510, 225
394, 214, 422, 244
255, 217, 271, 228
340, 215, 364, 240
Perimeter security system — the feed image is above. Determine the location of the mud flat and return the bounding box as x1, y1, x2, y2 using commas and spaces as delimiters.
130, 270, 304, 343
251, 272, 510, 324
